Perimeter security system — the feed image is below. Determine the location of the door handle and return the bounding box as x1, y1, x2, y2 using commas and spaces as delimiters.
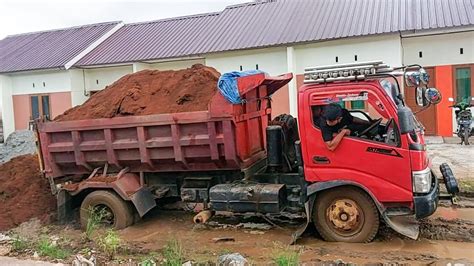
313, 156, 330, 164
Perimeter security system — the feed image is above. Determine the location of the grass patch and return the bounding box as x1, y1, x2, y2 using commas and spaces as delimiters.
459, 179, 474, 194
97, 229, 121, 259
85, 206, 108, 241
272, 245, 300, 266
11, 235, 29, 252
163, 239, 185, 266
36, 237, 71, 260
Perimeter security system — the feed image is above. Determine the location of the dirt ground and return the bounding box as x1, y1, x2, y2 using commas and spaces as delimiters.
1, 203, 473, 265
427, 143, 474, 195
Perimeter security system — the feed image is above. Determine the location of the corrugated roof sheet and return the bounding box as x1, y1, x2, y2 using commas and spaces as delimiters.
76, 0, 473, 67
0, 22, 120, 73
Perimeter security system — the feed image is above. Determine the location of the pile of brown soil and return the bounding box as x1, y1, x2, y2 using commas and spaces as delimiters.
55, 64, 220, 121
0, 155, 56, 231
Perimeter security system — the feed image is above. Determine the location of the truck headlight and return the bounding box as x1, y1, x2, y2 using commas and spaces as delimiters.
412, 168, 432, 193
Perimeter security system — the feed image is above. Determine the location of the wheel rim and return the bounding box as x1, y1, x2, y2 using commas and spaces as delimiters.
325, 198, 364, 237
96, 204, 115, 226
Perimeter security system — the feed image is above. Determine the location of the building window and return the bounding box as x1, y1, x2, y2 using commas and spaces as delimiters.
455, 68, 471, 103
30, 95, 50, 120
350, 100, 365, 110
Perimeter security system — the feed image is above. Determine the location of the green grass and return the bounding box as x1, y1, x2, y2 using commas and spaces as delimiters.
85, 206, 108, 240
162, 239, 185, 266
138, 252, 159, 266
272, 247, 300, 266
459, 179, 474, 194
36, 237, 72, 260
97, 229, 121, 259
11, 236, 29, 252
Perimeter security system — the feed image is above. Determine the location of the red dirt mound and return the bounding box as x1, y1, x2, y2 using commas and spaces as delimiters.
0, 155, 56, 231
55, 64, 220, 121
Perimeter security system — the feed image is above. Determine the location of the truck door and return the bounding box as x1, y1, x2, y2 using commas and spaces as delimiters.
302, 85, 413, 203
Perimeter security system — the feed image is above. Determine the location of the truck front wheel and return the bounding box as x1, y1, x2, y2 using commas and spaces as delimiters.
313, 187, 379, 243
80, 190, 134, 230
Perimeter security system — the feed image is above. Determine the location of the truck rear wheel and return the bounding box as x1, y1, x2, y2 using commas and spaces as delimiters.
80, 190, 134, 230
313, 187, 379, 243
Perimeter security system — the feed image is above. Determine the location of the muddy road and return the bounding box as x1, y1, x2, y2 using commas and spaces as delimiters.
117, 205, 474, 264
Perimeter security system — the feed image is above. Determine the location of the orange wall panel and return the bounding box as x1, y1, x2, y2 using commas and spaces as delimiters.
50, 92, 72, 119
12, 95, 31, 130
434, 66, 454, 136
13, 92, 72, 131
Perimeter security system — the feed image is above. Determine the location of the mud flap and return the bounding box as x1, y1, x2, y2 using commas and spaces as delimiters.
57, 189, 73, 224
290, 194, 315, 245
382, 213, 419, 240
130, 187, 156, 217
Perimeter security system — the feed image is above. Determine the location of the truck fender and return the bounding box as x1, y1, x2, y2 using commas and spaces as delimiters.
65, 172, 156, 218
306, 180, 385, 213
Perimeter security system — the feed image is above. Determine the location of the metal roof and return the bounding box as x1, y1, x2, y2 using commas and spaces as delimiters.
76, 0, 473, 67
0, 22, 120, 73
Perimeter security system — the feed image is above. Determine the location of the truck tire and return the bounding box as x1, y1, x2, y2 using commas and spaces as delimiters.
313, 187, 379, 243
80, 190, 134, 230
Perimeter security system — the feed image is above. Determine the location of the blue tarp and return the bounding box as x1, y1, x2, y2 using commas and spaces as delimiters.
217, 70, 265, 104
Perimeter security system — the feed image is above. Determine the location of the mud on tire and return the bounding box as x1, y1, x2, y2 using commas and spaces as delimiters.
313, 187, 379, 243
80, 190, 134, 230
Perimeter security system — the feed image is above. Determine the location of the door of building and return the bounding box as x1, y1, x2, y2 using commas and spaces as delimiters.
405, 68, 437, 135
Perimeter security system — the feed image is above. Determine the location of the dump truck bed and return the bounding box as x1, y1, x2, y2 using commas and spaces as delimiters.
37, 73, 292, 179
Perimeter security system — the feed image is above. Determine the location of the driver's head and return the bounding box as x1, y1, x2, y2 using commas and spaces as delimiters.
323, 103, 343, 126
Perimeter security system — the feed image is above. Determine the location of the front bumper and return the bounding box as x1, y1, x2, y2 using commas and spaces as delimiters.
413, 175, 439, 219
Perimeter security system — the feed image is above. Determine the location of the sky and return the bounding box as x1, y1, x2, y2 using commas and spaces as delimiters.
0, 0, 250, 40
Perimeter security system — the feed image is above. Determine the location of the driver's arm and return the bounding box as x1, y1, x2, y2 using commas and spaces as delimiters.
325, 129, 350, 151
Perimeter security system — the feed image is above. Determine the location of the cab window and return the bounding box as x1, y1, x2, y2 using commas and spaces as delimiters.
311, 98, 400, 146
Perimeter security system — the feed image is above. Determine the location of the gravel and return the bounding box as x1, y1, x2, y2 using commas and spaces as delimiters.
0, 130, 36, 165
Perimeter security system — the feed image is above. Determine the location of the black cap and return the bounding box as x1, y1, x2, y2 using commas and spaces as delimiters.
323, 103, 343, 121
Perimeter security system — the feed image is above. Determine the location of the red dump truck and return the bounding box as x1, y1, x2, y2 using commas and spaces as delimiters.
36, 61, 458, 243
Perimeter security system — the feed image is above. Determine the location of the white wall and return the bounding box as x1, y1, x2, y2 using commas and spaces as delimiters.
294, 34, 403, 73
84, 65, 133, 91
0, 75, 14, 139
10, 70, 71, 95
150, 59, 205, 71
402, 31, 474, 66
205, 47, 288, 75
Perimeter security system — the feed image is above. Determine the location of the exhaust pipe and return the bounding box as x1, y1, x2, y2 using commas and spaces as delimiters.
193, 210, 215, 224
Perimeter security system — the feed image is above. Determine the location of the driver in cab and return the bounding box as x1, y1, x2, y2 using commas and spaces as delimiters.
320, 103, 371, 151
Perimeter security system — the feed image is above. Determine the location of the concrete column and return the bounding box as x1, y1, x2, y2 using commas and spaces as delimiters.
286, 46, 298, 116
0, 75, 15, 139
133, 62, 151, 73
69, 69, 89, 106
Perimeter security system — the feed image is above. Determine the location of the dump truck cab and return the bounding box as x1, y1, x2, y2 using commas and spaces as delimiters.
297, 61, 458, 241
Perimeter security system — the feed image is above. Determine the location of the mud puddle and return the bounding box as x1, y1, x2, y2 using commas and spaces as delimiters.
119, 207, 474, 264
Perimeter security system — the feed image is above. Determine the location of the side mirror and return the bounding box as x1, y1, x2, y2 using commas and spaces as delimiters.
449, 97, 454, 102
398, 106, 416, 134
425, 88, 442, 105
405, 68, 430, 87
